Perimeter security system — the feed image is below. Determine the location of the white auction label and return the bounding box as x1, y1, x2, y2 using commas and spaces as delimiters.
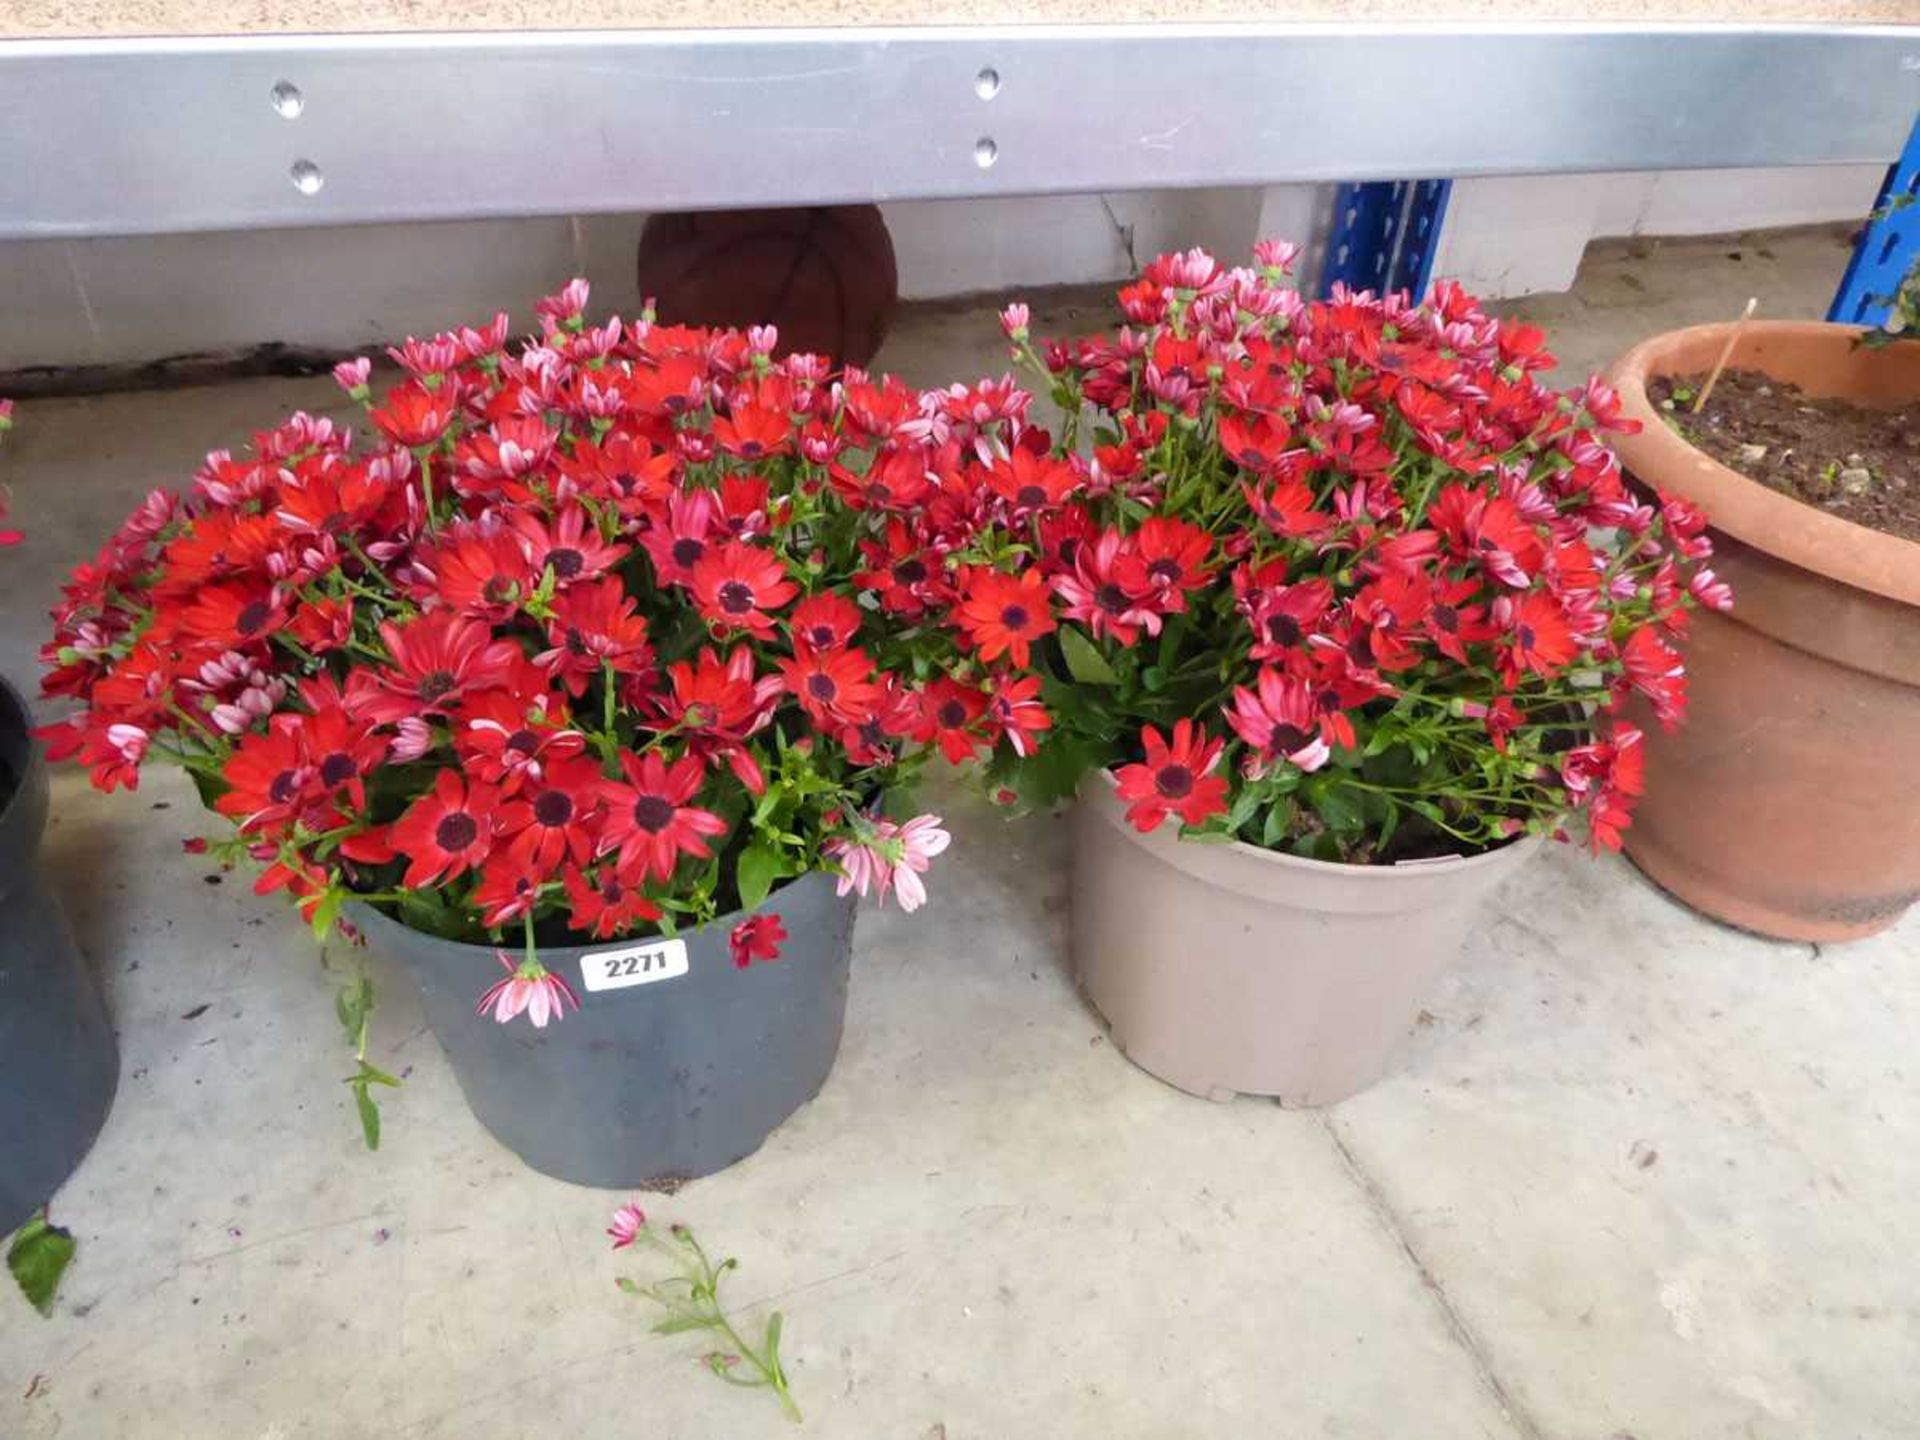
580, 937, 690, 993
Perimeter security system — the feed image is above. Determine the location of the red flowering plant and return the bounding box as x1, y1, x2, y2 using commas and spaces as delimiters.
37, 282, 1043, 1134
970, 243, 1727, 860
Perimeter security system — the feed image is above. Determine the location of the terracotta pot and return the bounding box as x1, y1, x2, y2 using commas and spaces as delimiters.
1071, 771, 1539, 1105
1605, 321, 1920, 942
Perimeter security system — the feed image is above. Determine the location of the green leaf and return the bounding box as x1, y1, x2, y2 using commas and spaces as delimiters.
652, 1314, 715, 1335
8, 1215, 76, 1317
351, 1079, 381, 1151
1309, 780, 1365, 837
735, 840, 785, 914
765, 1309, 785, 1361
309, 886, 347, 944
1058, 626, 1120, 686
1260, 797, 1298, 849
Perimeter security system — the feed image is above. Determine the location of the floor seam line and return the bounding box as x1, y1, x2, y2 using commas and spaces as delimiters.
1316, 1111, 1548, 1440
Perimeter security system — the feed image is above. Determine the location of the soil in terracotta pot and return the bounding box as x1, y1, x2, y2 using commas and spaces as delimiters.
1649, 369, 1920, 542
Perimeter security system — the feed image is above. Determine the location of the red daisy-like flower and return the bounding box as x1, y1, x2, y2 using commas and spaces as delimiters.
1113, 720, 1229, 833
712, 401, 792, 461
597, 750, 730, 886
915, 678, 989, 764
690, 541, 799, 639
427, 524, 536, 621
472, 850, 545, 928
1117, 516, 1213, 606
1616, 624, 1688, 729
1242, 476, 1330, 539
1217, 410, 1294, 474
390, 769, 503, 888
362, 611, 519, 726
1424, 576, 1495, 666
563, 863, 664, 940
638, 488, 720, 586
497, 755, 606, 876
457, 688, 586, 792
787, 592, 863, 652
984, 448, 1080, 516
1502, 593, 1578, 683
368, 379, 457, 448
955, 568, 1056, 668
985, 673, 1052, 758
1241, 574, 1333, 663
1052, 531, 1165, 648
831, 446, 933, 512
856, 519, 948, 618
1561, 726, 1645, 853
780, 644, 880, 730
729, 913, 789, 969
511, 504, 630, 588
213, 719, 322, 836
535, 576, 654, 697
653, 645, 780, 792
1226, 667, 1335, 774
173, 583, 287, 648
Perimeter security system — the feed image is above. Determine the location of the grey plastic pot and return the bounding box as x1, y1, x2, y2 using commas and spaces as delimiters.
0, 675, 119, 1232
346, 869, 854, 1188
1072, 770, 1539, 1106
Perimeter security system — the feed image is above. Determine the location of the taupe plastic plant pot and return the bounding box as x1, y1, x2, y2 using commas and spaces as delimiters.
1605, 321, 1920, 941
1071, 771, 1539, 1106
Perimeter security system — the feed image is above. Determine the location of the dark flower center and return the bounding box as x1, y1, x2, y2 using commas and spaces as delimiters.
1155, 763, 1194, 799
1269, 723, 1312, 754
534, 790, 573, 827
484, 576, 518, 604
435, 812, 479, 851
807, 625, 838, 648
893, 558, 928, 586
1316, 688, 1343, 715
1148, 558, 1182, 584
1266, 613, 1303, 647
237, 601, 272, 636
1000, 604, 1031, 631
937, 699, 968, 728
1433, 603, 1459, 634
1346, 632, 1373, 665
671, 537, 705, 569
417, 669, 458, 702
566, 627, 588, 654
548, 547, 584, 579
867, 482, 894, 506
737, 440, 766, 460
717, 581, 757, 616
319, 753, 355, 787
1095, 584, 1131, 615
506, 729, 539, 755
807, 673, 838, 703
269, 769, 301, 805
631, 795, 675, 833
1517, 623, 1538, 650
1016, 484, 1049, 509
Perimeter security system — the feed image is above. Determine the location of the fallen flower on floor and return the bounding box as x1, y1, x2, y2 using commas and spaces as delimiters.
609, 1203, 801, 1422
607, 1201, 647, 1249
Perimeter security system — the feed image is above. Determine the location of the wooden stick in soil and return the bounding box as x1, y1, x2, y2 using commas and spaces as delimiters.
1691, 297, 1759, 414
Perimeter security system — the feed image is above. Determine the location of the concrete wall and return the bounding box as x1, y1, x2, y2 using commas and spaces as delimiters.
0, 165, 1887, 371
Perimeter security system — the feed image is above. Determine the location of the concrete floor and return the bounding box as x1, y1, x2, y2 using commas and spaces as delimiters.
5, 227, 1919, 1439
